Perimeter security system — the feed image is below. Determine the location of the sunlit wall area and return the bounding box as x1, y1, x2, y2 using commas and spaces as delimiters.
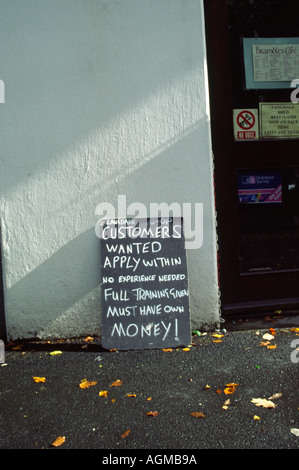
0, 0, 219, 340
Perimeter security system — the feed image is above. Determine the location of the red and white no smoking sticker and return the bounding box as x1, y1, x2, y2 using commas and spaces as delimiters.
233, 109, 259, 141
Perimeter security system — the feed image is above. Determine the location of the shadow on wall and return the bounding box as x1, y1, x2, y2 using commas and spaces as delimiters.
7, 228, 101, 339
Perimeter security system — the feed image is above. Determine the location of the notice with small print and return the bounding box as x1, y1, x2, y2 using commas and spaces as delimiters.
233, 109, 259, 141
238, 172, 282, 204
100, 218, 191, 350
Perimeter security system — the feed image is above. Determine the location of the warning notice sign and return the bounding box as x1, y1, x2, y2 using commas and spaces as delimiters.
233, 109, 259, 141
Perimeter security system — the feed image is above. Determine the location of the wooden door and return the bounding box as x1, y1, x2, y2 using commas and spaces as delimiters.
204, 0, 299, 316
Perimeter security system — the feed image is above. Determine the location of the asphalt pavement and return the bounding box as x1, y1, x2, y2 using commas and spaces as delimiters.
1, 318, 299, 451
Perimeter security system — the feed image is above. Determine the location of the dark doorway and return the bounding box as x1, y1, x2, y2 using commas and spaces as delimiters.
204, 0, 299, 316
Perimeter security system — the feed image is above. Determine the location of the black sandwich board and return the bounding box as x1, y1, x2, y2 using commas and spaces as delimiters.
100, 218, 191, 350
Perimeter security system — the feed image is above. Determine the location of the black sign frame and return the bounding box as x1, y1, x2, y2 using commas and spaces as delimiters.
100, 218, 191, 350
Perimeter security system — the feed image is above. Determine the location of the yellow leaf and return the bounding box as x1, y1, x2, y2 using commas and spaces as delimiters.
190, 412, 205, 418
212, 340, 222, 343
182, 347, 190, 351
254, 415, 261, 420
251, 398, 276, 409
32, 376, 46, 383
204, 385, 211, 390
267, 344, 277, 350
162, 348, 173, 352
110, 380, 123, 387
290, 328, 299, 333
121, 429, 131, 439
126, 393, 136, 398
51, 436, 65, 447
147, 397, 152, 401
49, 350, 62, 356
79, 379, 97, 389
224, 383, 239, 394
84, 336, 94, 342
99, 390, 108, 397
260, 341, 270, 347
146, 411, 159, 417
212, 334, 224, 338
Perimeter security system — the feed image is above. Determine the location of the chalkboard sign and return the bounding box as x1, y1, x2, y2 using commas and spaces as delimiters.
100, 218, 191, 350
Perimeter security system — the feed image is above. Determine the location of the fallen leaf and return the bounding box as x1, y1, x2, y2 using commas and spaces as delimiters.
260, 341, 270, 347
251, 398, 276, 409
269, 328, 276, 335
224, 383, 239, 394
190, 412, 205, 418
212, 334, 224, 338
84, 336, 94, 342
110, 380, 123, 387
121, 429, 131, 439
126, 393, 136, 398
146, 411, 159, 417
204, 385, 211, 390
162, 348, 172, 352
262, 333, 274, 341
253, 415, 261, 420
79, 379, 97, 389
216, 389, 222, 394
51, 436, 65, 447
99, 390, 108, 397
222, 399, 231, 410
32, 376, 46, 383
268, 392, 282, 400
49, 350, 63, 356
267, 344, 277, 350
290, 428, 299, 436
212, 340, 222, 343
182, 347, 190, 351
147, 397, 152, 401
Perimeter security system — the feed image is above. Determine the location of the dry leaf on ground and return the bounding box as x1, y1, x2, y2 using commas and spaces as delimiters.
32, 376, 46, 383
190, 412, 205, 418
79, 379, 97, 389
268, 392, 282, 400
224, 383, 239, 394
121, 429, 131, 439
251, 398, 276, 408
51, 436, 65, 447
290, 428, 299, 436
99, 390, 108, 397
110, 380, 123, 387
146, 411, 159, 417
262, 333, 275, 341
222, 399, 231, 409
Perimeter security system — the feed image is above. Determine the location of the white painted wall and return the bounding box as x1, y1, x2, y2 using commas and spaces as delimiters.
0, 0, 220, 340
